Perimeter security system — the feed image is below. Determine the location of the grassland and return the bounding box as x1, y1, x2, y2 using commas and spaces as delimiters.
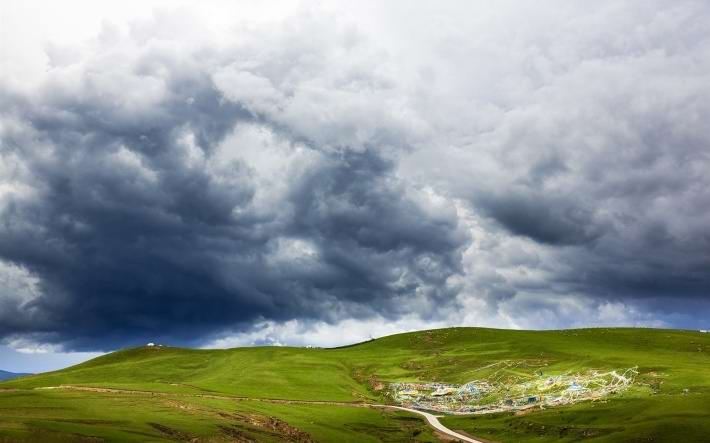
1, 327, 709, 442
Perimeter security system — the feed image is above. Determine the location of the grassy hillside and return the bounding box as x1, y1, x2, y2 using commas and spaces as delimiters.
1, 327, 709, 442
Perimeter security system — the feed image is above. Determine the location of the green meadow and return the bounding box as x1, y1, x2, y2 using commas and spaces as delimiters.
1, 327, 708, 442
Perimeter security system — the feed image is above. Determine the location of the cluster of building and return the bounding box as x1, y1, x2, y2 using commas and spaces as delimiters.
390, 366, 637, 415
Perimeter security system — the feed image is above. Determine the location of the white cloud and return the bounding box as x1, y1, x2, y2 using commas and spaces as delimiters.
205, 294, 669, 349
0, 261, 41, 309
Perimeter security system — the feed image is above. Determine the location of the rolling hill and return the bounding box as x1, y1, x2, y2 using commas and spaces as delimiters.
1, 327, 708, 442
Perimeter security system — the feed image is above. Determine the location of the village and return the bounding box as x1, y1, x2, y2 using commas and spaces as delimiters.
390, 366, 638, 415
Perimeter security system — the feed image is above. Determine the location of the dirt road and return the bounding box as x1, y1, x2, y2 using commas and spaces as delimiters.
376, 405, 486, 443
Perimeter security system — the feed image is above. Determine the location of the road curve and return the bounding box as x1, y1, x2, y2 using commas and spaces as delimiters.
375, 405, 485, 443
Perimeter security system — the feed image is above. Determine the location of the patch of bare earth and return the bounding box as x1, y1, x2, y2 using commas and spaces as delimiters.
239, 413, 313, 442
217, 425, 257, 443
369, 375, 385, 392
217, 412, 314, 442
148, 422, 198, 442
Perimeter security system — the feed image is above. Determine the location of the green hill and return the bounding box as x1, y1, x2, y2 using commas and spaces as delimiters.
1, 327, 709, 442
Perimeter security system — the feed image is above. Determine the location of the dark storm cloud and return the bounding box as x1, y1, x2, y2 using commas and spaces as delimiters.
476, 191, 603, 246
467, 94, 710, 306
284, 149, 466, 312
0, 21, 468, 349
2, 1, 710, 350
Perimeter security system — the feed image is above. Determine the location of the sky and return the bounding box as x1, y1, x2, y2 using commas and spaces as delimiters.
1, 0, 709, 372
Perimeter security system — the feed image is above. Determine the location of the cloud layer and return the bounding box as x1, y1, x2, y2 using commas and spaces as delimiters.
1, 1, 709, 350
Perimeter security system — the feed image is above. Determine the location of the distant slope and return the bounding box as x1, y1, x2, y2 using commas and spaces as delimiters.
0, 370, 31, 381
1, 327, 709, 442
3, 327, 709, 399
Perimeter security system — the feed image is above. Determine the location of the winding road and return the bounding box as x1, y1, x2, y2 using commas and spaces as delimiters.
376, 405, 485, 443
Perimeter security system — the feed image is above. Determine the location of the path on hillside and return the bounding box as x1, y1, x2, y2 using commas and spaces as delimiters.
376, 406, 485, 443
38, 385, 365, 405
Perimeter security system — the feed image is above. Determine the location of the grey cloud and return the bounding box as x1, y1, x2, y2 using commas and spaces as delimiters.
2, 1, 710, 351
396, 0, 710, 323
0, 15, 468, 350
476, 191, 604, 246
